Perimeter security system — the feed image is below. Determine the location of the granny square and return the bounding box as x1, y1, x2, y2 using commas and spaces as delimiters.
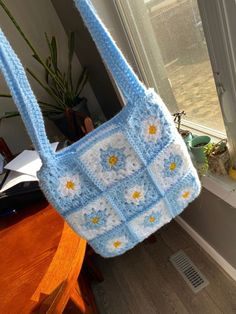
107, 169, 162, 220
65, 196, 123, 241
165, 172, 201, 217
39, 156, 101, 215
128, 199, 172, 241
124, 91, 174, 164
149, 137, 192, 193
90, 224, 137, 257
79, 130, 143, 189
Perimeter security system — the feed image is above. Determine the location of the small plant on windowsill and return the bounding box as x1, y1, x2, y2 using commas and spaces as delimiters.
194, 140, 230, 177
173, 111, 192, 147
0, 0, 90, 142
206, 139, 230, 176
194, 157, 209, 178
196, 142, 213, 177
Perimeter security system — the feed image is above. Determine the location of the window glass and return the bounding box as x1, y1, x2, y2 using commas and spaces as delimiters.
144, 0, 225, 132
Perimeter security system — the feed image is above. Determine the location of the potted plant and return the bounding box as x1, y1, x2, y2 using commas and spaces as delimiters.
205, 139, 230, 175
173, 111, 192, 147
0, 0, 90, 142
189, 135, 211, 163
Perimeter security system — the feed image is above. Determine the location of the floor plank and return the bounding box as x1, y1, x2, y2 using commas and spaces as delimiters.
185, 246, 236, 314
116, 246, 189, 314
145, 235, 222, 314
162, 222, 236, 313
93, 258, 133, 314
93, 221, 236, 314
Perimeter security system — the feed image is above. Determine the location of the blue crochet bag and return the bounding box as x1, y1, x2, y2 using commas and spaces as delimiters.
0, 0, 201, 257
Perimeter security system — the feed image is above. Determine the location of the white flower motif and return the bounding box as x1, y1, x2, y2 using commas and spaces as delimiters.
58, 174, 81, 198
178, 187, 193, 203
106, 235, 129, 253
142, 116, 160, 143
124, 185, 145, 205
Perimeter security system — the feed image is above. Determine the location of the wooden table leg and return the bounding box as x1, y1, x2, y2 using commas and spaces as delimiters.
70, 282, 88, 313
85, 256, 104, 283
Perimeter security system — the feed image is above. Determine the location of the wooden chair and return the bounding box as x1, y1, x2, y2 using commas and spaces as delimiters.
28, 223, 93, 313
0, 202, 99, 313
0, 137, 14, 162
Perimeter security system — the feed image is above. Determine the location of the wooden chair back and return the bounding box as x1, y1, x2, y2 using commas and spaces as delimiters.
0, 137, 14, 162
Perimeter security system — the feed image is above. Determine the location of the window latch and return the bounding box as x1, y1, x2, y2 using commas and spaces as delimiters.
214, 72, 226, 97
216, 82, 226, 97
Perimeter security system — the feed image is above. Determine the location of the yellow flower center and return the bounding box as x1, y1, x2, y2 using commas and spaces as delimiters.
149, 216, 156, 223
91, 216, 100, 224
108, 155, 118, 166
113, 241, 122, 248
65, 180, 75, 190
182, 191, 190, 199
149, 124, 157, 135
132, 191, 141, 200
169, 162, 177, 171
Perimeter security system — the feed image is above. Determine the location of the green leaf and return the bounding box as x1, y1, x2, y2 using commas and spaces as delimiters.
68, 32, 75, 63
45, 57, 52, 84
45, 32, 51, 52
75, 68, 88, 95
32, 53, 41, 63
38, 101, 63, 112
45, 33, 58, 74
0, 111, 20, 121
0, 94, 12, 98
27, 68, 65, 108
51, 36, 58, 73
68, 32, 75, 93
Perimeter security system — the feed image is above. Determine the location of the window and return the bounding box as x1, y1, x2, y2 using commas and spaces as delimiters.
114, 0, 226, 134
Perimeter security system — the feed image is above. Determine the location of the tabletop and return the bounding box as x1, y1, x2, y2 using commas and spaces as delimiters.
0, 201, 87, 313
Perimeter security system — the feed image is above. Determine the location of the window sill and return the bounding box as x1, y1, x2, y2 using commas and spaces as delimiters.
181, 119, 226, 142
201, 173, 236, 208
180, 120, 235, 206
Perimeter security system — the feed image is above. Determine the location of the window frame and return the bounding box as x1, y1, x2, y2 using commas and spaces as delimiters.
114, 0, 236, 162
113, 0, 179, 113
197, 0, 236, 164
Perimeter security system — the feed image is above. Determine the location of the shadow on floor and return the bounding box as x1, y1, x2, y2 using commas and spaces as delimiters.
92, 221, 236, 314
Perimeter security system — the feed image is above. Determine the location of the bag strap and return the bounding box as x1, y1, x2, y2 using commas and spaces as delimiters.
0, 29, 54, 161
74, 0, 146, 101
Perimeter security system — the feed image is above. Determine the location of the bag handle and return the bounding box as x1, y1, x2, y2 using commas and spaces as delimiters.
0, 29, 54, 161
74, 0, 146, 101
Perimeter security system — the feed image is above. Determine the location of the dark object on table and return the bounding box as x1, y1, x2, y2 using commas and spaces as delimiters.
0, 175, 45, 216
0, 141, 71, 217
0, 137, 45, 216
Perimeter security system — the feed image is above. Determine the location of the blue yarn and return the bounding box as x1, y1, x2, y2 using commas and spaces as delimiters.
0, 0, 201, 258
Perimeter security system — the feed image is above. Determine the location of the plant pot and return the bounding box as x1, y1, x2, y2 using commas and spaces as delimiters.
208, 148, 230, 175
180, 129, 192, 149
190, 135, 211, 163
48, 98, 89, 142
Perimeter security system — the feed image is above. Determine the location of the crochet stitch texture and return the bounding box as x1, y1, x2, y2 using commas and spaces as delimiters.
0, 0, 201, 257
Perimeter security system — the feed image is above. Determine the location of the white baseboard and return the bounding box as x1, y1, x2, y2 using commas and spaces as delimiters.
175, 216, 236, 282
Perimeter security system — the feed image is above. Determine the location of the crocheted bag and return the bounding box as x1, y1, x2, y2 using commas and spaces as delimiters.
0, 0, 201, 257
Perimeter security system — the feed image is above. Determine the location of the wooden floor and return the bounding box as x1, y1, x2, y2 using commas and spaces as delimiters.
92, 221, 236, 314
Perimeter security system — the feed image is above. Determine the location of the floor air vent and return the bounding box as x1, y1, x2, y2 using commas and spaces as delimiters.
170, 250, 209, 293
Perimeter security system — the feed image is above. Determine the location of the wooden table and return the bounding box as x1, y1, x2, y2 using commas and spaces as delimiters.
0, 201, 98, 313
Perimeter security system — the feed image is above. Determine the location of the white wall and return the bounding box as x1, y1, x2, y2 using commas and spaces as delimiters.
91, 0, 139, 73
0, 0, 102, 154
